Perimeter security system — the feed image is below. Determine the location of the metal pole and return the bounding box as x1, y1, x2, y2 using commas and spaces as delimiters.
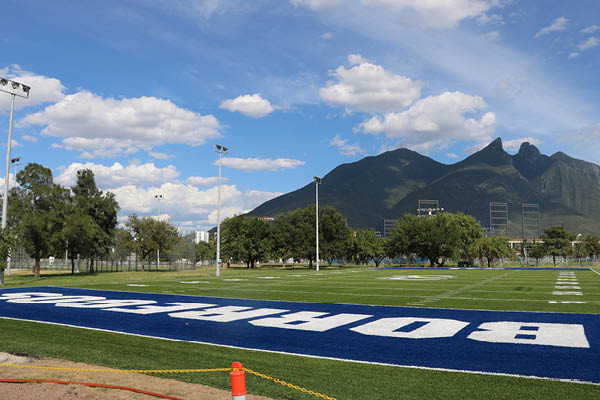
157, 197, 160, 269
2, 94, 15, 230
216, 151, 222, 277
315, 179, 319, 272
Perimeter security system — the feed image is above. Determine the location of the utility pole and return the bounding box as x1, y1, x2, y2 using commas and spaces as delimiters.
313, 176, 321, 272
215, 144, 228, 277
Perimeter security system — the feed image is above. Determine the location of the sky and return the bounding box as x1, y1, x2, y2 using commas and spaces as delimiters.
1, 0, 600, 231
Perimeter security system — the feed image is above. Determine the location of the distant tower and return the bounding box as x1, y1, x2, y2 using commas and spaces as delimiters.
521, 203, 540, 239
383, 219, 398, 238
417, 200, 444, 217
489, 202, 509, 237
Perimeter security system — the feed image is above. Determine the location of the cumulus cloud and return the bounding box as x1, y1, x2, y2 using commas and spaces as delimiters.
357, 91, 496, 153
219, 157, 305, 171
482, 30, 501, 42
503, 137, 543, 152
111, 181, 281, 228
54, 161, 180, 188
20, 91, 221, 158
219, 93, 274, 118
321, 32, 334, 40
361, 0, 497, 28
21, 134, 37, 143
534, 16, 569, 38
577, 37, 599, 51
329, 133, 363, 156
476, 13, 504, 26
0, 65, 65, 112
320, 55, 422, 113
581, 25, 600, 34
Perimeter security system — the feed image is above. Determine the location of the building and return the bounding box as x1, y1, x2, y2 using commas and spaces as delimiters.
383, 219, 398, 238
195, 231, 210, 244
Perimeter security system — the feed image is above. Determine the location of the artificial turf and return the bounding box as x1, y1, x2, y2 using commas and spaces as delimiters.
0, 266, 599, 399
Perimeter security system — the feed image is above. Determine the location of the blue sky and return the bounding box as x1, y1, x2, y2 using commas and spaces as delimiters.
1, 0, 599, 231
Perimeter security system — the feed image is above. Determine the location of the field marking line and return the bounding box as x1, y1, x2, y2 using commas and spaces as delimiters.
417, 271, 515, 305
589, 268, 600, 277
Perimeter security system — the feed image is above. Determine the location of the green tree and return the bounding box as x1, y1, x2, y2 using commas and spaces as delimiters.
62, 212, 100, 274
123, 215, 178, 271
471, 236, 513, 268
389, 213, 461, 266
581, 235, 600, 259
71, 169, 119, 273
542, 226, 574, 267
527, 241, 546, 266
0, 228, 15, 285
452, 213, 483, 264
12, 163, 65, 277
195, 241, 215, 264
272, 206, 348, 268
221, 215, 273, 268
347, 229, 388, 267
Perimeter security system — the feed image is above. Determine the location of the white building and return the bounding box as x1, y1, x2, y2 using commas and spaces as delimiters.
195, 231, 210, 244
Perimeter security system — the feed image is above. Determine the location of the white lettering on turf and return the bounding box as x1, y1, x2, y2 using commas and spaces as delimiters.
250, 311, 372, 332
350, 317, 469, 339
169, 306, 288, 322
56, 299, 157, 308
106, 302, 216, 314
467, 322, 590, 348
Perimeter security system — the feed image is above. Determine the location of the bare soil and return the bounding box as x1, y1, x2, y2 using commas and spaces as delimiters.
0, 352, 273, 400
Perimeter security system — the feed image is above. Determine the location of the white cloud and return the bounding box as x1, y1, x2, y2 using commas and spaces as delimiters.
320, 55, 422, 113
321, 32, 334, 40
569, 52, 579, 59
186, 176, 223, 186
54, 161, 180, 188
111, 181, 280, 229
503, 137, 543, 152
0, 65, 65, 112
577, 37, 599, 51
219, 93, 274, 118
361, 0, 498, 28
21, 134, 37, 143
219, 157, 305, 171
20, 91, 221, 158
358, 91, 496, 153
446, 152, 460, 159
329, 133, 363, 156
581, 25, 600, 34
290, 0, 340, 10
534, 16, 569, 38
149, 151, 173, 160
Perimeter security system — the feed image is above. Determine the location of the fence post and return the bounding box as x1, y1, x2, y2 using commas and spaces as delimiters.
230, 361, 246, 400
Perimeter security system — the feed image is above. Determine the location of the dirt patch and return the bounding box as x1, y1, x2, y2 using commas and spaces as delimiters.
0, 352, 273, 400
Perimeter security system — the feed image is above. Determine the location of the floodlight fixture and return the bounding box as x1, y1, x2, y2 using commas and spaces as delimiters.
22, 85, 30, 94
313, 176, 321, 184
0, 79, 7, 86
216, 144, 222, 150
11, 82, 18, 90
10, 157, 20, 164
0, 76, 30, 99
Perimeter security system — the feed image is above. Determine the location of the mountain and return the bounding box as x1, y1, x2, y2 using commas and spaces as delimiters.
248, 138, 600, 236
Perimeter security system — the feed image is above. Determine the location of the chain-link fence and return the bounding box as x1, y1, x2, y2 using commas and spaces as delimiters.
8, 235, 199, 273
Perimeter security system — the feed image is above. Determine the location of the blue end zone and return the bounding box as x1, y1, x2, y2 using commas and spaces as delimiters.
0, 286, 598, 384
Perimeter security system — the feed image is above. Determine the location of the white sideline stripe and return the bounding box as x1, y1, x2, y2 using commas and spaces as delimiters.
2, 316, 598, 387
590, 268, 600, 277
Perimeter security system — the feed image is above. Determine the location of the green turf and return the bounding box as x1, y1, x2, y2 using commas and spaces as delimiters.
1, 266, 599, 399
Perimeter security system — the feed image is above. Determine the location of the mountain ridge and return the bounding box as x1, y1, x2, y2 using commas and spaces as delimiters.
248, 138, 600, 235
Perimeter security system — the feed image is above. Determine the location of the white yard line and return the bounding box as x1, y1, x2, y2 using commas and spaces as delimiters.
590, 268, 600, 277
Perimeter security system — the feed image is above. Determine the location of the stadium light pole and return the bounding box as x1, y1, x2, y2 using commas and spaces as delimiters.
313, 176, 321, 272
1, 77, 29, 231
154, 194, 163, 269
215, 144, 228, 277
5, 157, 20, 275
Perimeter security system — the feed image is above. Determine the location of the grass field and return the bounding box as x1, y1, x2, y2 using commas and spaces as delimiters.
1, 265, 599, 399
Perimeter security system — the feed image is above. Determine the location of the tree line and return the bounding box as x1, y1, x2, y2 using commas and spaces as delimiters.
211, 207, 600, 268
0, 163, 182, 283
